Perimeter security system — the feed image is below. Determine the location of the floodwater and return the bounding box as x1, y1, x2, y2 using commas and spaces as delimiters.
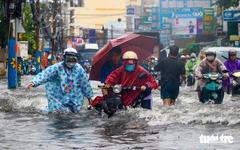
0, 75, 240, 150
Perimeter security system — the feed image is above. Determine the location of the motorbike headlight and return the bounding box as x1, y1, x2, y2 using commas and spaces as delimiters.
113, 84, 122, 94
233, 72, 240, 78
208, 74, 219, 80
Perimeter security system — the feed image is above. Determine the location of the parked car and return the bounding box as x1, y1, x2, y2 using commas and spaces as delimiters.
199, 47, 240, 62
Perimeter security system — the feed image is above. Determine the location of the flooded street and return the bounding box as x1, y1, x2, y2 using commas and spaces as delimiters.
0, 75, 240, 149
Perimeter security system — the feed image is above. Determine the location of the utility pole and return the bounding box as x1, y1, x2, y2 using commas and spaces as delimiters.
36, 0, 40, 54
60, 0, 64, 53
52, 0, 57, 57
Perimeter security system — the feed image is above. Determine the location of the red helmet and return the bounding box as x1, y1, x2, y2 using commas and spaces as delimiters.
185, 55, 190, 59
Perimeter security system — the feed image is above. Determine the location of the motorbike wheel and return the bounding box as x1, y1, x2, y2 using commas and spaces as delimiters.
230, 84, 237, 96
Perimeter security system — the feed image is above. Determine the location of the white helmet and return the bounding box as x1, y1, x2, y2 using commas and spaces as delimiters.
190, 53, 196, 58
63, 48, 77, 57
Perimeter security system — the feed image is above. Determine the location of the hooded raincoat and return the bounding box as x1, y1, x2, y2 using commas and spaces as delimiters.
31, 62, 93, 112
222, 58, 240, 92
104, 65, 158, 106
185, 59, 200, 77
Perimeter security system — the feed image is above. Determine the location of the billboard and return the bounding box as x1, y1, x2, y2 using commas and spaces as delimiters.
127, 8, 135, 16
223, 10, 240, 32
227, 21, 240, 36
202, 8, 215, 35
174, 11, 203, 35
134, 18, 141, 30
152, 7, 159, 31
159, 0, 212, 43
175, 18, 198, 35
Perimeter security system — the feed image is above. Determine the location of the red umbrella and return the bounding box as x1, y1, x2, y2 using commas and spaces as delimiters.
89, 33, 157, 81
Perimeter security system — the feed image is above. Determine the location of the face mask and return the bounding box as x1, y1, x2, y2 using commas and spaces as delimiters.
206, 56, 214, 61
151, 60, 154, 62
191, 58, 196, 62
66, 62, 76, 68
125, 64, 135, 72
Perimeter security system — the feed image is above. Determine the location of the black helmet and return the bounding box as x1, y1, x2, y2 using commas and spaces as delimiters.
228, 49, 237, 56
205, 48, 216, 56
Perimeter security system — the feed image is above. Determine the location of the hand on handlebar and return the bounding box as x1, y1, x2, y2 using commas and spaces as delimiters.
223, 74, 228, 80
196, 74, 202, 79
98, 83, 105, 87
141, 85, 146, 91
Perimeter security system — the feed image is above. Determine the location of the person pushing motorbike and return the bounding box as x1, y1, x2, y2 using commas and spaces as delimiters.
27, 48, 93, 113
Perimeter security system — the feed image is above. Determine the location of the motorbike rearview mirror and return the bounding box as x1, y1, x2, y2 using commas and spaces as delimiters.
132, 72, 148, 86
222, 70, 229, 73
138, 72, 148, 79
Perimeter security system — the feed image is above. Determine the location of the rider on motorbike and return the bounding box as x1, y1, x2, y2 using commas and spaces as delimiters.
185, 55, 190, 63
95, 51, 158, 110
83, 60, 90, 67
185, 53, 199, 86
23, 59, 30, 75
180, 55, 186, 64
222, 49, 240, 94
195, 48, 228, 102
148, 56, 157, 71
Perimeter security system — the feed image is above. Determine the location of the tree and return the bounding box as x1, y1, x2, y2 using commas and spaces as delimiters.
215, 0, 240, 9
181, 41, 200, 55
0, 1, 8, 48
22, 4, 36, 56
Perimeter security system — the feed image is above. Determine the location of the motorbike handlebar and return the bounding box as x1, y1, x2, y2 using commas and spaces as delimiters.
98, 84, 142, 90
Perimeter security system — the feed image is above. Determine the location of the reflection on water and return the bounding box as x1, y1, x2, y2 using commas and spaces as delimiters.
0, 76, 240, 149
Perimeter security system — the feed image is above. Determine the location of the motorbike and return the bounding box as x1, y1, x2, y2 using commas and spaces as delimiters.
149, 68, 158, 79
30, 64, 36, 75
187, 68, 195, 86
84, 65, 91, 73
92, 72, 148, 117
199, 70, 228, 104
229, 70, 240, 96
149, 67, 161, 83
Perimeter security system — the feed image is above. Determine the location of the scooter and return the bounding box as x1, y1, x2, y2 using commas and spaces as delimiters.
91, 72, 148, 117
84, 65, 91, 73
229, 70, 240, 96
187, 68, 195, 86
149, 68, 158, 79
199, 70, 228, 104
30, 65, 36, 75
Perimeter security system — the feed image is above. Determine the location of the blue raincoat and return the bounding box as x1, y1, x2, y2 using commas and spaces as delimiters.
31, 62, 93, 112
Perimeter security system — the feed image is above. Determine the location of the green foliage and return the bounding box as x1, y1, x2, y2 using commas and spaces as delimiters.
22, 4, 36, 55
181, 41, 200, 55
215, 0, 240, 9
